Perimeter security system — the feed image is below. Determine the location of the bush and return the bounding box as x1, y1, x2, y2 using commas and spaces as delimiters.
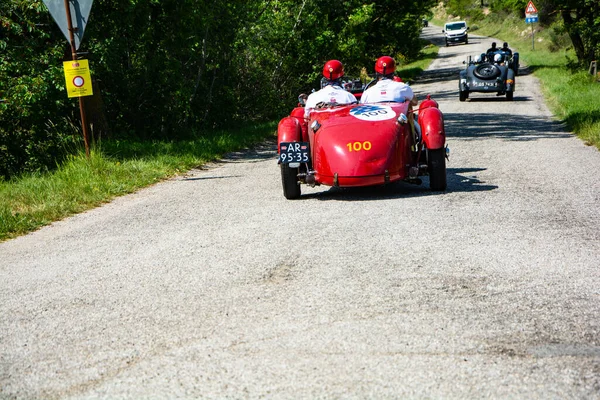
548, 22, 573, 53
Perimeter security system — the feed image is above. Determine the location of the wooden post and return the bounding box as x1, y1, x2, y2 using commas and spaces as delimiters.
63, 0, 90, 158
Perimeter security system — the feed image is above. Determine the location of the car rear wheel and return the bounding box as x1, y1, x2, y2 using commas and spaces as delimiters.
281, 164, 301, 199
428, 148, 447, 191
506, 91, 514, 101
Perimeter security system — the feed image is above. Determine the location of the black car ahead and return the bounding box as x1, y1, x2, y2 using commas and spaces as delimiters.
459, 50, 519, 101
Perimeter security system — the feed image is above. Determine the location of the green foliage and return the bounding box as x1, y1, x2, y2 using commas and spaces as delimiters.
445, 0, 485, 18
537, 70, 600, 148
555, 0, 600, 65
487, 0, 600, 65
0, 1, 81, 179
490, 0, 527, 15
547, 21, 573, 53
1, 0, 436, 180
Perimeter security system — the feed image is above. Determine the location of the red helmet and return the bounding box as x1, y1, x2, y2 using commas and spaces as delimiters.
322, 60, 344, 80
375, 56, 396, 75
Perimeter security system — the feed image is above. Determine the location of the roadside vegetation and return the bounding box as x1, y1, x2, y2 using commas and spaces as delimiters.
1, 0, 436, 181
397, 44, 440, 83
0, 45, 438, 242
432, 0, 600, 149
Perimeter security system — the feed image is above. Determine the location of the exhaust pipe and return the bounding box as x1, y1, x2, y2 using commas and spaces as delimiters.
299, 171, 317, 187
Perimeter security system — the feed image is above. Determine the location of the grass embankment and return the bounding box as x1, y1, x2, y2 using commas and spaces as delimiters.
398, 42, 440, 83
434, 14, 600, 148
0, 46, 439, 242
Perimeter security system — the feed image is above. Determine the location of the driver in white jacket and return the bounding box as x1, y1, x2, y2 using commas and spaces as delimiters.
360, 56, 418, 106
304, 60, 357, 117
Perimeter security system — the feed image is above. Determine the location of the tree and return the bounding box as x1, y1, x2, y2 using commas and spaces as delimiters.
0, 1, 79, 179
1, 0, 435, 179
491, 0, 599, 66
555, 0, 599, 66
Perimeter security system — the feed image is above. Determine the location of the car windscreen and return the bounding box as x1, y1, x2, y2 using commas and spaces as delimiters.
446, 23, 466, 31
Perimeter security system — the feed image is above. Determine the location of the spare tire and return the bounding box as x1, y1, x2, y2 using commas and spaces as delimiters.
473, 63, 501, 80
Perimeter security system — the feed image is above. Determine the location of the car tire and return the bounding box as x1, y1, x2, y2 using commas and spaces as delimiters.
506, 91, 514, 101
473, 63, 501, 80
465, 37, 469, 44
281, 164, 301, 199
445, 40, 448, 47
459, 90, 468, 102
428, 148, 447, 191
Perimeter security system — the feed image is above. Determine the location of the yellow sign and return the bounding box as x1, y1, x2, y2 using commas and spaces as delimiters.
63, 59, 93, 98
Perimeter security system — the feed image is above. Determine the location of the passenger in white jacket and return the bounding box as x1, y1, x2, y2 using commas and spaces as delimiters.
304, 60, 357, 117
360, 56, 418, 106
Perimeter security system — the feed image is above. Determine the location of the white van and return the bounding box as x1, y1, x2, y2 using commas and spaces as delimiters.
442, 21, 469, 46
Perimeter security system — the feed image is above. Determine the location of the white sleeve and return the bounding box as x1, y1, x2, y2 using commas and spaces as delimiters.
403, 85, 414, 101
304, 92, 322, 116
360, 88, 371, 103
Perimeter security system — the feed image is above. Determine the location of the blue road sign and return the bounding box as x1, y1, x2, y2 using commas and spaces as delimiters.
526, 16, 538, 23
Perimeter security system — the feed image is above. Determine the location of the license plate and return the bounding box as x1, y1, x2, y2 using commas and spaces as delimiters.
472, 81, 497, 88
279, 142, 309, 164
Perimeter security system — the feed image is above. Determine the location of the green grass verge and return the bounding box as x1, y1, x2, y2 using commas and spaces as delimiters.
434, 13, 600, 149
0, 44, 439, 242
399, 43, 440, 83
0, 123, 276, 242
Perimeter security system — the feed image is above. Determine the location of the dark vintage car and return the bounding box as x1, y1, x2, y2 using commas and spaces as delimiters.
459, 50, 519, 101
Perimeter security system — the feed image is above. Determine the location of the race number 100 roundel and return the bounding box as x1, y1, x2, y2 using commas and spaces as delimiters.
350, 105, 396, 121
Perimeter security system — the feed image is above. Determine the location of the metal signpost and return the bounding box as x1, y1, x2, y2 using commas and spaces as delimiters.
525, 0, 538, 50
42, 0, 94, 157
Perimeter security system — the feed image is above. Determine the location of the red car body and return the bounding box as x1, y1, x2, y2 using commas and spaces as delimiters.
277, 95, 447, 199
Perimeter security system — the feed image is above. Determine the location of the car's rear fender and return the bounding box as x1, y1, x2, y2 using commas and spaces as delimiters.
312, 118, 405, 180
505, 69, 515, 92
289, 107, 309, 141
419, 106, 445, 150
277, 116, 303, 151
459, 70, 468, 91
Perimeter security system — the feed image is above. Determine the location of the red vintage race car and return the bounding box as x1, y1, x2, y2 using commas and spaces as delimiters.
277, 93, 448, 199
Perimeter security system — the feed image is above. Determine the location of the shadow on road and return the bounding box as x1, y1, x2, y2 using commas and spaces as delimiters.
444, 112, 570, 141
302, 166, 497, 202
219, 139, 278, 163
416, 67, 462, 84
181, 175, 242, 181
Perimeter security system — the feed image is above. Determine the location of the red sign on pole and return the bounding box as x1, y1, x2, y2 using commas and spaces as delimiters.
525, 1, 538, 14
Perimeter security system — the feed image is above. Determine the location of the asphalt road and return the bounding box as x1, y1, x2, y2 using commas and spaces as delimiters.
1, 26, 599, 399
